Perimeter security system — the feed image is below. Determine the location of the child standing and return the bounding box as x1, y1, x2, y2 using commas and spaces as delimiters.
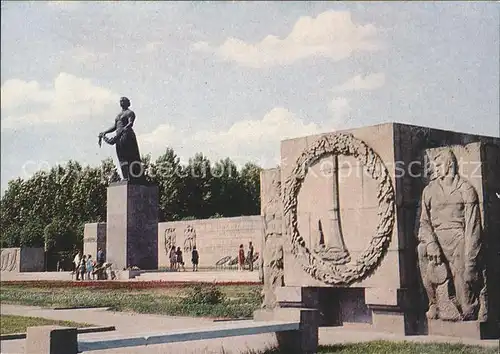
86, 255, 94, 280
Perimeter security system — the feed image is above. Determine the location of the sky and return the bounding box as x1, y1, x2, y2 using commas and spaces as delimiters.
1, 1, 499, 192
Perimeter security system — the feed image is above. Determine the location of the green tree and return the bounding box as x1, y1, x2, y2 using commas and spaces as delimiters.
179, 153, 212, 219
0, 178, 24, 247
239, 162, 262, 215
0, 150, 263, 255
151, 148, 183, 221
210, 158, 241, 216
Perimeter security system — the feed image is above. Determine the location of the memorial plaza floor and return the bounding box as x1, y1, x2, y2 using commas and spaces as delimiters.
1, 303, 498, 354
0, 269, 261, 283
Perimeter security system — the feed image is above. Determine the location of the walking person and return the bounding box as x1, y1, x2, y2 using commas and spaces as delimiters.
247, 241, 255, 272
73, 251, 81, 280
80, 255, 87, 281
191, 246, 199, 272
176, 247, 185, 271
238, 244, 245, 271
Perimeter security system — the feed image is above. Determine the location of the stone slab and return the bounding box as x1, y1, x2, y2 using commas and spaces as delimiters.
371, 310, 408, 335
253, 308, 319, 354
276, 123, 500, 339
106, 182, 158, 270
25, 325, 77, 354
78, 320, 299, 351
280, 124, 401, 290
0, 326, 116, 341
83, 223, 107, 260
428, 320, 499, 340
1, 248, 44, 273
158, 216, 262, 269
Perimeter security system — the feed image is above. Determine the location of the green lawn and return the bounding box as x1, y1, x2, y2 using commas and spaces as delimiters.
0, 284, 262, 319
249, 341, 498, 354
1, 315, 92, 335
2, 285, 497, 354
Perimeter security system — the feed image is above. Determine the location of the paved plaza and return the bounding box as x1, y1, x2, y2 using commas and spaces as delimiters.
0, 270, 261, 283
1, 304, 498, 354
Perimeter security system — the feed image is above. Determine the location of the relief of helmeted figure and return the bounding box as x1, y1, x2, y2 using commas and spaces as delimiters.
417, 148, 486, 321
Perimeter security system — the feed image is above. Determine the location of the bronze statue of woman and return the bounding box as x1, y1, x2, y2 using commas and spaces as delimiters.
99, 97, 144, 183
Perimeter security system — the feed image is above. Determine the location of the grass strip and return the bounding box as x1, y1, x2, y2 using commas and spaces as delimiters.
1, 314, 92, 335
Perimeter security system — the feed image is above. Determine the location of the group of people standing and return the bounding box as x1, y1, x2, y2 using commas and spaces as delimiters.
238, 241, 255, 271
169, 245, 199, 272
72, 248, 106, 280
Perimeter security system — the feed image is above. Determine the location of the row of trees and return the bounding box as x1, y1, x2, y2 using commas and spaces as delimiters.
0, 148, 262, 267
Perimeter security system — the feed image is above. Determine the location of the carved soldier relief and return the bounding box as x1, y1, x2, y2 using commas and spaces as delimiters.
164, 228, 176, 256
183, 225, 197, 253
417, 148, 487, 321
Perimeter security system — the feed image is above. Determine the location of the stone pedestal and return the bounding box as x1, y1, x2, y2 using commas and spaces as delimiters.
106, 181, 158, 270
428, 320, 499, 340
254, 307, 319, 354
25, 326, 77, 354
83, 223, 106, 259
263, 123, 499, 339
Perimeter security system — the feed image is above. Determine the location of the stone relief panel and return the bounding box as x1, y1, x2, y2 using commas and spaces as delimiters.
282, 132, 396, 285
260, 168, 285, 309
164, 228, 177, 255
417, 147, 487, 322
158, 216, 262, 268
183, 225, 197, 253
0, 248, 19, 272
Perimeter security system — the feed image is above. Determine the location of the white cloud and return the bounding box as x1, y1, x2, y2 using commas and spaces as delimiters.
140, 123, 178, 149
333, 72, 385, 92
70, 46, 109, 64
0, 79, 53, 110
139, 107, 348, 168
47, 1, 81, 7
193, 10, 380, 68
329, 97, 351, 116
1, 73, 119, 131
136, 41, 163, 54
328, 96, 352, 129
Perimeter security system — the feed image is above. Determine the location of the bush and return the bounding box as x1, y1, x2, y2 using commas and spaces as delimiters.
183, 284, 226, 305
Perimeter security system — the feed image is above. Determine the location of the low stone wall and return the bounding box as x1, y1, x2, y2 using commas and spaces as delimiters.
158, 216, 263, 269
1, 248, 44, 272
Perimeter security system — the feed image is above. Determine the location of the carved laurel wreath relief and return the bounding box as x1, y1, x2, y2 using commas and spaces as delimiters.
282, 133, 396, 285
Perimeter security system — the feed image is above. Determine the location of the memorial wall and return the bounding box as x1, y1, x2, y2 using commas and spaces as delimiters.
0, 247, 44, 272
158, 216, 263, 269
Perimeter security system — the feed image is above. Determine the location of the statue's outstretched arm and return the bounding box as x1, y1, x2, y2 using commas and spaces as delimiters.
101, 121, 117, 135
